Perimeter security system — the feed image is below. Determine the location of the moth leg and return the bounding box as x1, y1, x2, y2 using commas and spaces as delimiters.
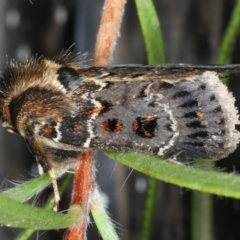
48, 168, 60, 212
168, 152, 187, 165
168, 152, 193, 165
37, 163, 44, 176
168, 158, 184, 165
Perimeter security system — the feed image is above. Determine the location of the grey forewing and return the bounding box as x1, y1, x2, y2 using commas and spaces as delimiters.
90, 77, 227, 161
38, 73, 233, 162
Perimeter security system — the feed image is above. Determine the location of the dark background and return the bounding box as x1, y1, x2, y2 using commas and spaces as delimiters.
0, 0, 240, 239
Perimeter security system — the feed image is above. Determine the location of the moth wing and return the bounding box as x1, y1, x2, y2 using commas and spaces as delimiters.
76, 64, 240, 86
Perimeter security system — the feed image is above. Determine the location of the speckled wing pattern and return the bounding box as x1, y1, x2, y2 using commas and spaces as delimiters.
0, 52, 239, 172
40, 69, 240, 163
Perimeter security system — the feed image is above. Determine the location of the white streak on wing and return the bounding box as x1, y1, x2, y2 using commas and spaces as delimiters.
93, 80, 107, 91
83, 115, 95, 148
158, 103, 179, 156
53, 122, 62, 142
82, 96, 101, 148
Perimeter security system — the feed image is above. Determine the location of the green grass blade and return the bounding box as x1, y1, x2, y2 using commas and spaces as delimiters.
16, 229, 33, 240
217, 0, 240, 65
191, 191, 213, 240
16, 173, 73, 240
191, 161, 214, 240
91, 190, 119, 240
135, 0, 165, 64
140, 178, 158, 240
104, 151, 240, 199
2, 174, 52, 203
0, 195, 78, 230
217, 0, 240, 85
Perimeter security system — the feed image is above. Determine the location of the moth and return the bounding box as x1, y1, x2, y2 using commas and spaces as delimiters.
0, 50, 239, 209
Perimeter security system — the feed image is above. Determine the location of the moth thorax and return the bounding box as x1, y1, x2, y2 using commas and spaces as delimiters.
7, 87, 73, 137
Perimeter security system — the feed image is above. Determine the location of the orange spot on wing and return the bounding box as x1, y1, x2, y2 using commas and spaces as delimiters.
86, 106, 104, 115
215, 119, 223, 124
73, 123, 82, 130
143, 130, 152, 138
200, 121, 208, 126
102, 121, 111, 132
144, 116, 157, 122
102, 119, 123, 132
114, 120, 123, 132
44, 127, 53, 135
133, 120, 139, 131
196, 111, 203, 117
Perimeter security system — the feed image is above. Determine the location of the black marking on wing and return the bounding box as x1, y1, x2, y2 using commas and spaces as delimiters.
186, 121, 208, 128
133, 116, 158, 138
173, 91, 190, 98
184, 111, 203, 118
180, 100, 199, 108
102, 118, 123, 132
188, 131, 209, 138
57, 67, 80, 92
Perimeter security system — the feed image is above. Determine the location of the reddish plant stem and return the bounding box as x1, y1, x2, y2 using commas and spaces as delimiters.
63, 150, 95, 240
92, 0, 127, 66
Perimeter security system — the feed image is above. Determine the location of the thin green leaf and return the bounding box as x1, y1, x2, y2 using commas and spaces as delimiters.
191, 191, 213, 240
0, 195, 78, 230
104, 151, 240, 199
217, 0, 240, 65
140, 178, 158, 240
91, 190, 119, 240
2, 174, 52, 203
16, 229, 33, 240
217, 0, 240, 85
135, 0, 165, 64
191, 161, 214, 240
16, 173, 73, 240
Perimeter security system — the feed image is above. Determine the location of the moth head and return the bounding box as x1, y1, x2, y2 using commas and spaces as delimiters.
0, 52, 83, 137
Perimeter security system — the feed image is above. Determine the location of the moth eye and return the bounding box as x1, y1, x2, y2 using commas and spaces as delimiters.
57, 67, 80, 92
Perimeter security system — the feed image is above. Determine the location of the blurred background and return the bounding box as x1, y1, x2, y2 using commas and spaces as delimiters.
0, 0, 240, 239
